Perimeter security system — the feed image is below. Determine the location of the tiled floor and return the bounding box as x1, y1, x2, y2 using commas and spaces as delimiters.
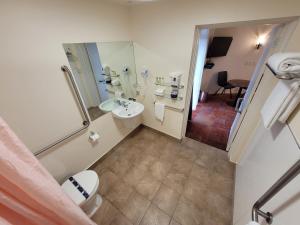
186, 94, 237, 150
91, 126, 235, 225
88, 106, 105, 121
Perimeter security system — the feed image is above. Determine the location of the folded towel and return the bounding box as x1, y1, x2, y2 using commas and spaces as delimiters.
268, 52, 300, 75
278, 83, 300, 122
154, 102, 165, 123
111, 79, 120, 86
261, 80, 300, 128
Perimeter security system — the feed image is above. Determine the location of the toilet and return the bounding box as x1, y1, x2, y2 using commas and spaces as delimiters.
61, 170, 102, 217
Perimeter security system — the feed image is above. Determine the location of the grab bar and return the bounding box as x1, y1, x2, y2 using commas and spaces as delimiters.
252, 159, 300, 224
34, 65, 90, 156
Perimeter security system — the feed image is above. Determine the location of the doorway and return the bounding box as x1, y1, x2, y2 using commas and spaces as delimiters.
184, 20, 291, 151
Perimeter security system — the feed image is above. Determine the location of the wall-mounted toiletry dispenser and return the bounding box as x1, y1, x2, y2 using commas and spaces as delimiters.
170, 89, 178, 99
169, 72, 182, 88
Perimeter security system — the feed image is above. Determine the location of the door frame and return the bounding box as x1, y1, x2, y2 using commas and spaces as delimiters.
182, 17, 298, 161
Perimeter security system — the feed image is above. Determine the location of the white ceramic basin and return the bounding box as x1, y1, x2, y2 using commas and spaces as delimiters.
99, 98, 119, 113
112, 99, 144, 119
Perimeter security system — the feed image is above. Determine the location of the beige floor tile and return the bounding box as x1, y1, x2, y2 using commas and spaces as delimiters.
109, 211, 133, 225
120, 191, 151, 225
159, 148, 179, 163
123, 165, 147, 186
177, 146, 198, 162
163, 170, 188, 194
109, 158, 132, 176
209, 171, 234, 199
150, 160, 172, 181
106, 181, 134, 210
136, 154, 157, 170
182, 177, 208, 210
181, 137, 209, 151
92, 199, 119, 225
214, 158, 235, 179
171, 157, 193, 176
130, 151, 147, 167
190, 164, 211, 185
202, 209, 231, 225
92, 152, 119, 176
169, 219, 182, 225
144, 142, 162, 158
205, 191, 233, 224
135, 173, 161, 200
155, 135, 173, 149
120, 147, 141, 163
137, 127, 160, 142
152, 184, 180, 216
139, 204, 171, 225
194, 149, 217, 170
173, 197, 204, 225
99, 170, 119, 196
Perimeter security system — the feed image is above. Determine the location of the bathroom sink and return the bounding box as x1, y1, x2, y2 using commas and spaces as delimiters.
99, 98, 119, 113
112, 99, 144, 119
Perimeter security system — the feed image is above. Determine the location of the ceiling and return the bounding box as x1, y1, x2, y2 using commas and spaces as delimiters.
106, 0, 161, 5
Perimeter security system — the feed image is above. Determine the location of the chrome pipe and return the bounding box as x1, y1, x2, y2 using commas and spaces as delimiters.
34, 65, 90, 156
252, 159, 300, 224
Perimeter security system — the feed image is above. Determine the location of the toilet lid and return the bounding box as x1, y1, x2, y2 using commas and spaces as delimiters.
62, 170, 99, 206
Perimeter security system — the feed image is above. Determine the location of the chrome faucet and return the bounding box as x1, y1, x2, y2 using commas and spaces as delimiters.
115, 99, 128, 108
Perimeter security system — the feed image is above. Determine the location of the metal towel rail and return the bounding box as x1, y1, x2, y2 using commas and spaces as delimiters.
34, 65, 90, 156
252, 159, 300, 224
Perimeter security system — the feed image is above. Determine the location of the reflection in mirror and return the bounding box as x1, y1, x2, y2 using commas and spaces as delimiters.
63, 42, 137, 121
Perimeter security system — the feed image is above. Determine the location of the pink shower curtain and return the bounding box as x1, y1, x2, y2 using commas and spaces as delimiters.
0, 117, 96, 225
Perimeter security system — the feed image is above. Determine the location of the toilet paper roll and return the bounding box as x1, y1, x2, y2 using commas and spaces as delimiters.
89, 132, 100, 142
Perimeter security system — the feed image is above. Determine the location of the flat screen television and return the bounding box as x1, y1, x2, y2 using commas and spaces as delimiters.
206, 37, 233, 58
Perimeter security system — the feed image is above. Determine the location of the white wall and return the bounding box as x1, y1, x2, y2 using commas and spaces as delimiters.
233, 122, 300, 225
130, 0, 300, 139
202, 24, 275, 93
0, 0, 141, 183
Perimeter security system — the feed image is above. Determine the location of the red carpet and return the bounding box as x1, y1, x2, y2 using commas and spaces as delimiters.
186, 94, 237, 150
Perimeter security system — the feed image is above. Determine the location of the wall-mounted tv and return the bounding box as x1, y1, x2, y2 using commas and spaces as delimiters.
206, 37, 233, 58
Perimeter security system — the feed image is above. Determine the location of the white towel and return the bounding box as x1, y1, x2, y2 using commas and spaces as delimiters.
278, 86, 300, 122
268, 52, 300, 75
261, 80, 300, 128
155, 102, 165, 123
111, 79, 120, 86
246, 222, 260, 225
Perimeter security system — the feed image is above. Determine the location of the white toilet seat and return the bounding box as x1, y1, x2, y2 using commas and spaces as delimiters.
62, 170, 99, 206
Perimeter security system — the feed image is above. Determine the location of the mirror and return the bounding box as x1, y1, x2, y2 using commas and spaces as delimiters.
63, 41, 137, 121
